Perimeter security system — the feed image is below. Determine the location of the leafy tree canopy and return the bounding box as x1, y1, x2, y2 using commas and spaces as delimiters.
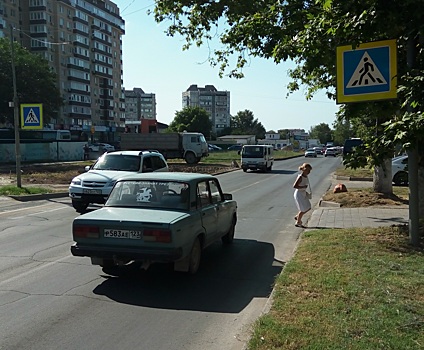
309, 123, 333, 145
168, 106, 212, 138
231, 109, 266, 139
0, 38, 63, 126
152, 0, 424, 164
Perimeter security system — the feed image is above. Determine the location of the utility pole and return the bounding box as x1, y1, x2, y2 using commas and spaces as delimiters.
9, 25, 22, 188
406, 35, 420, 246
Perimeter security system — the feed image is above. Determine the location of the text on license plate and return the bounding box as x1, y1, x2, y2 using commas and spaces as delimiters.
104, 229, 142, 239
83, 189, 102, 194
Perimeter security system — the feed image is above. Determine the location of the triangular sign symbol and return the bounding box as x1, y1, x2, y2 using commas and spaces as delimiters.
346, 52, 387, 88
24, 108, 39, 123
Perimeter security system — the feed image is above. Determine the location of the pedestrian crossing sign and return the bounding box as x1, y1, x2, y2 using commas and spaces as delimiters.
20, 104, 43, 129
336, 39, 397, 103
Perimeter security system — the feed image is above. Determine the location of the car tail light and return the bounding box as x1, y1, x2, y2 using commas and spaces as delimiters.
74, 226, 100, 238
143, 229, 172, 243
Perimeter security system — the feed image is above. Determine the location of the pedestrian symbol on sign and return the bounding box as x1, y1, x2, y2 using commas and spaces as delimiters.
346, 52, 387, 88
24, 108, 40, 124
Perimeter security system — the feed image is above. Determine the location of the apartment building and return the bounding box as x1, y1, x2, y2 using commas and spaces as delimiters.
124, 87, 156, 133
0, 0, 125, 141
182, 84, 230, 135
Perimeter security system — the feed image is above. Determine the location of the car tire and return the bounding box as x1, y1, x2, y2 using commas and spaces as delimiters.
188, 237, 201, 274
393, 171, 408, 186
222, 218, 236, 244
72, 200, 89, 213
184, 151, 197, 165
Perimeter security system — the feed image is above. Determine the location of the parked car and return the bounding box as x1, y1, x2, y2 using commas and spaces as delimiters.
208, 144, 222, 151
88, 143, 115, 152
324, 147, 337, 157
70, 172, 238, 275
304, 148, 317, 158
343, 138, 363, 156
313, 146, 323, 155
227, 144, 243, 151
69, 150, 169, 213
392, 155, 408, 186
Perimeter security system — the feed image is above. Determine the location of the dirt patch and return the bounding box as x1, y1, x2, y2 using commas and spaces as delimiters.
322, 188, 409, 207
0, 162, 235, 186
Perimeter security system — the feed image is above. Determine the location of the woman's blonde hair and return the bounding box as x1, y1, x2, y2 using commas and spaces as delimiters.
299, 163, 312, 171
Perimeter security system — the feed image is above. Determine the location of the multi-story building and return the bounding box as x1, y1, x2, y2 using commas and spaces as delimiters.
0, 0, 125, 141
182, 84, 230, 135
124, 87, 156, 133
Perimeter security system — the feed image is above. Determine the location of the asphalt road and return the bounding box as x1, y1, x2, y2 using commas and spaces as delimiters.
0, 156, 341, 350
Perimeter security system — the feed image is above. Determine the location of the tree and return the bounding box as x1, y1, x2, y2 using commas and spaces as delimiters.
309, 123, 333, 145
152, 0, 424, 201
231, 110, 266, 139
0, 38, 63, 126
168, 106, 212, 138
332, 118, 353, 147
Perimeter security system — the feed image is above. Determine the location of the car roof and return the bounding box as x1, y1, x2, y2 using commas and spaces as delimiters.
116, 172, 215, 182
105, 150, 162, 157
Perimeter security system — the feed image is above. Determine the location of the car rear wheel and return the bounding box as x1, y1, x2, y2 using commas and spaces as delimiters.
188, 237, 201, 274
184, 151, 197, 164
222, 218, 236, 244
393, 171, 408, 186
72, 200, 89, 213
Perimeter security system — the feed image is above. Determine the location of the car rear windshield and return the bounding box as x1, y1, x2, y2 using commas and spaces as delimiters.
106, 180, 190, 210
93, 154, 140, 171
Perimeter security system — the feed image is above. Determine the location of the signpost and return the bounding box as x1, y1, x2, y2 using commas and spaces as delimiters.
336, 39, 397, 104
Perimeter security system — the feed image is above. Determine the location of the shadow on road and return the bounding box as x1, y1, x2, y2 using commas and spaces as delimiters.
93, 238, 282, 313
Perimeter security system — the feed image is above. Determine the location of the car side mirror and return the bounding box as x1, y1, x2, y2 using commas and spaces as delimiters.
84, 165, 91, 172
223, 193, 232, 200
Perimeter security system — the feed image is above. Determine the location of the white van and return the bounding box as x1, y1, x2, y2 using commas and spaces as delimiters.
241, 145, 274, 172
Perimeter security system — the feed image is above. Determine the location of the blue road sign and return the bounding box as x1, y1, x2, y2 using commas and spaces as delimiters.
336, 39, 397, 103
20, 104, 43, 129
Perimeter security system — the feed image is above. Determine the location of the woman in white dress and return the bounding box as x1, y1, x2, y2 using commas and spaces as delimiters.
293, 163, 312, 227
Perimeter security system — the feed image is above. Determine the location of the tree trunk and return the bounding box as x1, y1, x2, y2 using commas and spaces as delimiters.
373, 158, 393, 194
418, 165, 424, 220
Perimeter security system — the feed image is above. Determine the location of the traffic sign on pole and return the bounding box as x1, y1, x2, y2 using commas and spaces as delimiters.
336, 39, 397, 103
20, 104, 43, 129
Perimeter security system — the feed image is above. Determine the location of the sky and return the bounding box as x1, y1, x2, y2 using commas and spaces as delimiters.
113, 1, 340, 132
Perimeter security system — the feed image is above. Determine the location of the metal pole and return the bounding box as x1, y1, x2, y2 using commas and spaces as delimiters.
10, 25, 22, 188
406, 35, 420, 246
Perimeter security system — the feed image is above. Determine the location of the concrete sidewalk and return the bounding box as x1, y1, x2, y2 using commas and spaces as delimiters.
306, 178, 409, 229
307, 206, 409, 229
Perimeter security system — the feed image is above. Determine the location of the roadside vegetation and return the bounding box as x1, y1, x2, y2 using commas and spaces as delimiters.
248, 226, 423, 350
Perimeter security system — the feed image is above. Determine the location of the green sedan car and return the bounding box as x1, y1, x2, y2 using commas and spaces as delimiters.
71, 172, 237, 274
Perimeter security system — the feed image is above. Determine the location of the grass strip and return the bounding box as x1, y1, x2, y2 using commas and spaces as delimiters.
248, 226, 423, 350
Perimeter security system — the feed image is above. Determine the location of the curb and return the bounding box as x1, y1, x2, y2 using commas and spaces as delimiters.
333, 175, 373, 181
8, 192, 69, 202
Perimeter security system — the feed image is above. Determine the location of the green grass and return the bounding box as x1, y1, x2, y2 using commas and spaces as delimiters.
248, 226, 424, 350
335, 165, 374, 178
0, 185, 54, 196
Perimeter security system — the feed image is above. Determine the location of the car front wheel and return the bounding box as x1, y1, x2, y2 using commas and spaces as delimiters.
72, 200, 89, 213
393, 171, 408, 186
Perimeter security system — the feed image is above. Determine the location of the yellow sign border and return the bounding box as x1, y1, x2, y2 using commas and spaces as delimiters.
20, 104, 43, 130
336, 39, 397, 104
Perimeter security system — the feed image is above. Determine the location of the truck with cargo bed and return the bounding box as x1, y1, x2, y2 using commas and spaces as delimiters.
120, 132, 209, 164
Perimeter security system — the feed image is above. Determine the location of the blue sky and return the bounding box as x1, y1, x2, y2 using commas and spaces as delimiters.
113, 1, 339, 132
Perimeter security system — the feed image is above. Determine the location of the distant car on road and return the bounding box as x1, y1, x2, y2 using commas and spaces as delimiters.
392, 155, 408, 186
208, 144, 222, 151
70, 172, 238, 275
324, 147, 337, 157
304, 148, 317, 158
227, 144, 243, 151
313, 146, 323, 155
88, 143, 115, 152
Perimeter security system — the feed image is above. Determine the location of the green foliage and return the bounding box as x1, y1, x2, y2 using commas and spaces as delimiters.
167, 106, 213, 137
308, 123, 333, 144
152, 0, 424, 164
231, 109, 266, 139
0, 38, 63, 126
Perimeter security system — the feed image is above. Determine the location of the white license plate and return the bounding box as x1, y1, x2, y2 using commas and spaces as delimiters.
83, 189, 102, 195
104, 229, 142, 239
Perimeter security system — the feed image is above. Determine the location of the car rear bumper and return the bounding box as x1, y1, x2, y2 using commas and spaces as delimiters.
71, 243, 183, 262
